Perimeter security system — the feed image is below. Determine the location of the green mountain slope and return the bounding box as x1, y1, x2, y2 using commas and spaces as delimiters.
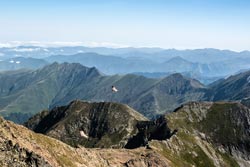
207, 70, 250, 100
3, 61, 250, 125
0, 63, 208, 123
151, 101, 250, 167
0, 63, 102, 123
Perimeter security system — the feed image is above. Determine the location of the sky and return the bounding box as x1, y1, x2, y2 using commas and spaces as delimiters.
0, 0, 250, 51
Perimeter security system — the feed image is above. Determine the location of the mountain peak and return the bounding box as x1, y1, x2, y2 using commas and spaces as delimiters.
160, 73, 205, 89
25, 100, 149, 148
165, 56, 190, 64
40, 62, 102, 78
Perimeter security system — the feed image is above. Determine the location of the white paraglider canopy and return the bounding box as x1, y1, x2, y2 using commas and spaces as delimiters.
111, 85, 118, 92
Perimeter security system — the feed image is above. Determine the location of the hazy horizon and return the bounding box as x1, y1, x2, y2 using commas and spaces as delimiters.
0, 41, 250, 52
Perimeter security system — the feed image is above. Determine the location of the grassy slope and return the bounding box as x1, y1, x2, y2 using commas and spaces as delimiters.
150, 102, 241, 167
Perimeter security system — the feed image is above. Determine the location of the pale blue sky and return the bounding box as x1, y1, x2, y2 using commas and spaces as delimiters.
0, 0, 250, 50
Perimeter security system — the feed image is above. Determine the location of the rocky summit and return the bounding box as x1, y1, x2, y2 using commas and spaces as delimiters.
25, 100, 172, 148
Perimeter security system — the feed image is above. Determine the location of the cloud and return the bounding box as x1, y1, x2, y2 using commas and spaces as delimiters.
13, 48, 42, 52
0, 41, 130, 48
0, 43, 13, 48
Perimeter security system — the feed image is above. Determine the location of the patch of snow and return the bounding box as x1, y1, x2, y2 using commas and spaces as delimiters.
16, 61, 21, 64
80, 130, 89, 139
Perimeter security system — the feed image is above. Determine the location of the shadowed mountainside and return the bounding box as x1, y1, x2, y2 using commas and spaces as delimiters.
208, 70, 250, 101
25, 100, 172, 148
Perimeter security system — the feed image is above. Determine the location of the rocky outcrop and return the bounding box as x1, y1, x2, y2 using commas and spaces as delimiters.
124, 152, 169, 167
125, 116, 173, 149
0, 140, 51, 167
25, 100, 153, 148
0, 116, 170, 167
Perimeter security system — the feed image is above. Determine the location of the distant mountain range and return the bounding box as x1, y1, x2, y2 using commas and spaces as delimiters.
1, 62, 250, 124
45, 52, 250, 77
1, 46, 249, 62
1, 46, 250, 81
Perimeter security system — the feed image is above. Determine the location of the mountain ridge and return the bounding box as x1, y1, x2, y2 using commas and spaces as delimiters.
0, 62, 208, 123
25, 100, 173, 149
1, 61, 250, 124
23, 100, 250, 166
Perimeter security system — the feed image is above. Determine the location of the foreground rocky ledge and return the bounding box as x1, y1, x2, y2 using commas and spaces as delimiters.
0, 116, 169, 167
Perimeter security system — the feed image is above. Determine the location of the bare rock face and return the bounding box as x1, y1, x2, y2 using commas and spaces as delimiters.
0, 140, 51, 167
125, 115, 173, 149
124, 153, 169, 167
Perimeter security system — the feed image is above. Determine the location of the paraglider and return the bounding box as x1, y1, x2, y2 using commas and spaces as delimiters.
111, 85, 118, 92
